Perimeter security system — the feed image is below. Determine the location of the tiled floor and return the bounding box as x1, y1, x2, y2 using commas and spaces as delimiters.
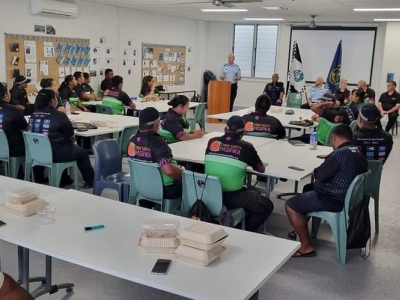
1, 114, 399, 300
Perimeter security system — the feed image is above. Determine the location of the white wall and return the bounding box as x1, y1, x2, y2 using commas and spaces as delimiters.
0, 0, 204, 96
206, 22, 388, 107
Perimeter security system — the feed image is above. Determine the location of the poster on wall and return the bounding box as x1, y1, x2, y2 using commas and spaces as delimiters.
39, 60, 49, 76
24, 41, 37, 63
25, 63, 37, 85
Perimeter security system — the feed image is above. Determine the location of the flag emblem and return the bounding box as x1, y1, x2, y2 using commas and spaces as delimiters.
293, 70, 304, 83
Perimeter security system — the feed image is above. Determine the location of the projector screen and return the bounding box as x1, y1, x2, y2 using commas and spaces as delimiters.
289, 27, 377, 85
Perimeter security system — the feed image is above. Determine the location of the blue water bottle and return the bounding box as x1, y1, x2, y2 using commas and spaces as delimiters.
310, 132, 318, 150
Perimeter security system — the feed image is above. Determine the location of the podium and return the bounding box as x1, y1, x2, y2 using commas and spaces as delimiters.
207, 81, 231, 123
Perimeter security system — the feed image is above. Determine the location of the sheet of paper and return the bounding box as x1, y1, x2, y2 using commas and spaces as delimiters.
143, 60, 149, 68
150, 70, 157, 77
71, 67, 77, 74
169, 75, 175, 82
59, 67, 65, 78
35, 82, 42, 92
157, 75, 163, 82
25, 63, 37, 85
59, 78, 64, 85
163, 75, 169, 82
39, 60, 49, 76
76, 67, 82, 72
150, 60, 157, 68
65, 67, 71, 76
84, 67, 89, 73
24, 41, 37, 63
44, 46, 55, 57
143, 70, 149, 76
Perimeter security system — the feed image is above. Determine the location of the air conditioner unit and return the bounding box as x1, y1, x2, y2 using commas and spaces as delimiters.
31, 0, 78, 18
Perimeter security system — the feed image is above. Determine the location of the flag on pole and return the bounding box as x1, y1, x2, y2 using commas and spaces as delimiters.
288, 41, 306, 94
325, 40, 342, 93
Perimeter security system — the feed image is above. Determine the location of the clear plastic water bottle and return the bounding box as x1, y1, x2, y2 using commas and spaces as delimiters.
65, 102, 71, 115
310, 132, 318, 150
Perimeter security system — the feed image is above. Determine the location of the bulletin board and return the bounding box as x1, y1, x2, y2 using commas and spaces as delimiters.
5, 33, 91, 94
142, 43, 186, 86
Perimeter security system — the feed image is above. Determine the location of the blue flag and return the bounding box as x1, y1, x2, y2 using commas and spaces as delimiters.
325, 40, 342, 93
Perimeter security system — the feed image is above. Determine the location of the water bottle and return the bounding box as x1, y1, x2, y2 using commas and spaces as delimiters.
65, 102, 71, 115
310, 132, 318, 150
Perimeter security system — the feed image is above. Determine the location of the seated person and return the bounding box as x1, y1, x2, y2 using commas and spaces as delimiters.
301, 77, 328, 109
103, 75, 136, 115
127, 107, 183, 208
311, 93, 353, 125
159, 95, 204, 143
204, 116, 274, 232
9, 75, 34, 116
348, 89, 365, 120
0, 82, 28, 159
100, 68, 113, 93
0, 272, 34, 300
39, 78, 66, 113
59, 75, 88, 112
263, 73, 284, 106
83, 72, 100, 101
140, 75, 158, 101
354, 104, 393, 163
358, 80, 376, 103
378, 80, 400, 133
74, 71, 97, 112
286, 125, 368, 257
334, 92, 355, 125
242, 94, 286, 139
28, 89, 94, 188
336, 79, 350, 104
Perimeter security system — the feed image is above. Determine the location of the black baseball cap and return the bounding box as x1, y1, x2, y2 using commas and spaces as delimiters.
319, 93, 335, 101
227, 115, 245, 133
15, 75, 31, 85
359, 104, 380, 122
139, 107, 160, 126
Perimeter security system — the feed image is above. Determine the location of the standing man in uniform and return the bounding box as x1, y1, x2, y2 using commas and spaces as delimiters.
263, 73, 285, 106
220, 54, 241, 112
10, 75, 34, 115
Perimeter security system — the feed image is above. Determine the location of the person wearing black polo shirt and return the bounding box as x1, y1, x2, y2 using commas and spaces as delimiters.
348, 89, 366, 120
286, 125, 368, 257
159, 95, 204, 143
100, 68, 113, 92
10, 75, 34, 116
204, 116, 274, 232
28, 89, 94, 188
140, 75, 158, 101
263, 73, 284, 106
39, 78, 66, 113
354, 104, 393, 163
127, 107, 183, 209
336, 79, 350, 103
83, 72, 98, 97
378, 80, 400, 133
358, 80, 375, 103
74, 72, 97, 112
103, 76, 136, 115
0, 82, 27, 160
59, 75, 87, 112
242, 94, 286, 139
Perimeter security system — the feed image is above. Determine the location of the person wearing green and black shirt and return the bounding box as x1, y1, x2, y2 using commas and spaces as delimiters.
103, 75, 136, 115
127, 107, 183, 209
204, 116, 274, 232
59, 75, 88, 112
74, 72, 97, 112
378, 80, 400, 133
159, 95, 204, 143
348, 89, 365, 120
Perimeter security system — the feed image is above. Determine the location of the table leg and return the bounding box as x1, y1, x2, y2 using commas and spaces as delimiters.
277, 181, 299, 199
249, 290, 259, 300
22, 248, 29, 291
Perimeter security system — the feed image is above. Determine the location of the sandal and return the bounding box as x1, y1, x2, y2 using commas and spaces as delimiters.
292, 250, 317, 258
287, 231, 297, 240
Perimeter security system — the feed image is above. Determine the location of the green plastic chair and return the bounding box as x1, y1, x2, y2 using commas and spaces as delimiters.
316, 118, 338, 146
182, 170, 245, 228
306, 170, 370, 264
0, 130, 25, 178
364, 160, 383, 233
119, 126, 139, 156
350, 120, 358, 132
187, 103, 206, 131
69, 97, 79, 107
286, 93, 302, 108
95, 104, 113, 115
23, 132, 78, 189
127, 159, 181, 214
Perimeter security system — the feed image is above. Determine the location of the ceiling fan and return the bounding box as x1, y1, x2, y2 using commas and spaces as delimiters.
177, 0, 263, 8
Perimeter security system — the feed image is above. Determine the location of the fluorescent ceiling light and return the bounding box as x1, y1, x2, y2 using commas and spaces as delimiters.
354, 8, 400, 11
244, 18, 284, 21
374, 18, 400, 21
263, 7, 289, 11
201, 9, 248, 12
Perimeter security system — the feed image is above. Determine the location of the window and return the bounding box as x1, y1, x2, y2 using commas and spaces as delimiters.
233, 25, 278, 78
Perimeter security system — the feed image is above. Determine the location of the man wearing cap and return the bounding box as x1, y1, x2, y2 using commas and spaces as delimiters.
10, 75, 34, 115
127, 107, 183, 208
220, 54, 241, 112
301, 77, 328, 109
204, 116, 274, 233
311, 93, 354, 125
0, 271, 34, 299
378, 80, 400, 133
354, 104, 393, 163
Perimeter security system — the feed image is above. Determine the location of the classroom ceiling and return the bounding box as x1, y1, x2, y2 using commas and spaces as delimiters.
89, 0, 400, 22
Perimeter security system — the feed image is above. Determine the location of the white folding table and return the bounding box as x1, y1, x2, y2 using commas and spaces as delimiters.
0, 188, 299, 300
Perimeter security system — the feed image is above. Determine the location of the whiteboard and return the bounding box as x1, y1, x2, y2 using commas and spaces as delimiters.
290, 28, 376, 85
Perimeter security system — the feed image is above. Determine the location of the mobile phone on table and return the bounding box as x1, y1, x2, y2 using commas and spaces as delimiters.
317, 154, 328, 159
71, 112, 80, 115
151, 259, 172, 275
288, 166, 305, 171
0, 220, 7, 227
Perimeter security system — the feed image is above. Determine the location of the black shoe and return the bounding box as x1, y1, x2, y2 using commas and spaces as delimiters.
60, 176, 74, 187
36, 177, 49, 184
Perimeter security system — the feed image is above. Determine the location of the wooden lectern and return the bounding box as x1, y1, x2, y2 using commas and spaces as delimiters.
207, 81, 231, 123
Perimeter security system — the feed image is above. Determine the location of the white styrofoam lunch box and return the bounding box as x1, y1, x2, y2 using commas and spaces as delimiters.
6, 186, 40, 204
139, 234, 180, 254
178, 223, 228, 245
175, 244, 226, 267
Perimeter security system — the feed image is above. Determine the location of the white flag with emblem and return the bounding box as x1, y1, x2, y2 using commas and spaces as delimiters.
288, 41, 306, 94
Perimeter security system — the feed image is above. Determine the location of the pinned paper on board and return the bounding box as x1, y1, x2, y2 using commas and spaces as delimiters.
44, 46, 55, 57
39, 60, 49, 76
150, 70, 157, 77
71, 67, 77, 74
150, 60, 157, 68
25, 63, 37, 85
24, 41, 37, 63
58, 67, 65, 78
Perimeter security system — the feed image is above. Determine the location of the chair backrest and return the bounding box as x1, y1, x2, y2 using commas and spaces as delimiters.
102, 97, 123, 115
364, 160, 383, 196
325, 123, 339, 147
95, 104, 114, 115
194, 103, 206, 123
245, 131, 277, 139
349, 120, 358, 132
120, 126, 139, 155
286, 93, 302, 108
317, 118, 338, 146
22, 132, 53, 166
93, 139, 122, 181
182, 170, 223, 216
158, 127, 179, 144
0, 130, 10, 161
69, 97, 79, 107
128, 159, 164, 200
344, 170, 371, 219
